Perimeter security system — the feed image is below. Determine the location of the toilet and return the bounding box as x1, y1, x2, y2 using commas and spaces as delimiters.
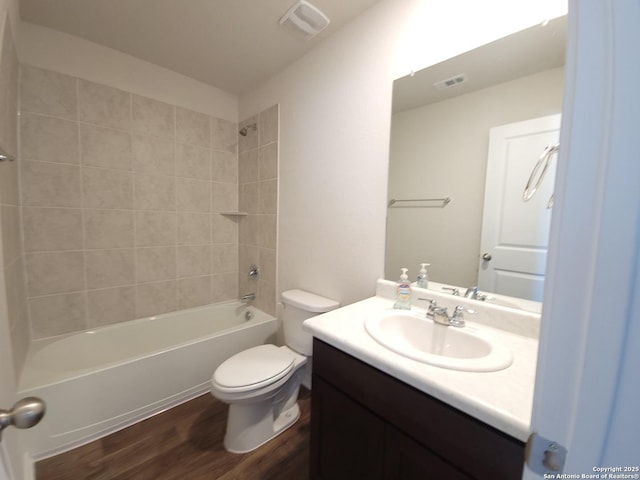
210, 289, 339, 453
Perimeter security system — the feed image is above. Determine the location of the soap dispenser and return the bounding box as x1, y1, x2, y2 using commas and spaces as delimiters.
416, 263, 430, 288
394, 268, 412, 310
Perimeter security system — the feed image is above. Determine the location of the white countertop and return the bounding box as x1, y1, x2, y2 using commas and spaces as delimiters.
303, 282, 539, 442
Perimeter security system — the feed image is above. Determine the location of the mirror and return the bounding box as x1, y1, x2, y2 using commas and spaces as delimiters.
385, 16, 566, 311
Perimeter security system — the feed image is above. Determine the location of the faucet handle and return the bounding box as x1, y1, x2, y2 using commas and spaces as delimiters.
418, 298, 438, 319
450, 305, 477, 328
442, 287, 460, 296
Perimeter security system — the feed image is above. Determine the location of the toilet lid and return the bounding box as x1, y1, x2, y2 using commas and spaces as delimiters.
213, 345, 295, 392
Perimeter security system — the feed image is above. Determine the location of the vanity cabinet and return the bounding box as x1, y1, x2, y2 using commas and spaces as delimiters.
310, 339, 525, 480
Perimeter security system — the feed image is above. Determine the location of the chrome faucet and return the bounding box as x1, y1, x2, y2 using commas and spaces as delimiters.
464, 286, 487, 301
419, 298, 471, 328
241, 293, 256, 304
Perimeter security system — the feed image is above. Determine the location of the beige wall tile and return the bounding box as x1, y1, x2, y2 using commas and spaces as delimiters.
136, 246, 176, 283
211, 117, 237, 153
78, 79, 131, 130
259, 214, 277, 249
21, 113, 79, 164
84, 209, 134, 249
0, 158, 19, 205
239, 182, 259, 214
212, 182, 237, 212
20, 65, 77, 120
176, 143, 210, 180
177, 245, 210, 278
82, 167, 133, 209
239, 149, 259, 183
1, 205, 21, 264
9, 307, 30, 376
239, 214, 259, 246
135, 211, 177, 247
80, 124, 132, 170
212, 150, 237, 183
259, 105, 278, 147
0, 22, 18, 159
87, 286, 136, 327
211, 273, 238, 303
238, 115, 258, 153
256, 280, 276, 316
30, 292, 86, 338
211, 244, 238, 274
132, 134, 175, 176
178, 275, 211, 309
22, 207, 83, 252
260, 179, 277, 214
21, 161, 82, 207
176, 107, 210, 148
176, 178, 210, 212
5, 258, 26, 330
132, 95, 174, 139
212, 214, 237, 244
259, 143, 278, 181
177, 212, 210, 245
134, 173, 176, 211
258, 247, 276, 285
136, 280, 177, 318
26, 251, 85, 296
85, 249, 135, 289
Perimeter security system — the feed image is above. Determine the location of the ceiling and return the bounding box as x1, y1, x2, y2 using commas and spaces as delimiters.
19, 0, 382, 94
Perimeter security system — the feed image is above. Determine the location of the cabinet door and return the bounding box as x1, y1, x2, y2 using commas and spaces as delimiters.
310, 376, 385, 480
384, 426, 472, 480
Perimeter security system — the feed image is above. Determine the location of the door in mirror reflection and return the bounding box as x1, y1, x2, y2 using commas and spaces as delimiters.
478, 114, 561, 301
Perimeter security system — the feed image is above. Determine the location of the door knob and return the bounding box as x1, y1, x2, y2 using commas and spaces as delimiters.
0, 397, 46, 441
482, 253, 492, 261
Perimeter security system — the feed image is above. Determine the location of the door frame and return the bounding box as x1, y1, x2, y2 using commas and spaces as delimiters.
525, 0, 640, 475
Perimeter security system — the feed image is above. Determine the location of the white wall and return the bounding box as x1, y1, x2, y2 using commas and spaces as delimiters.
240, 0, 567, 306
18, 23, 238, 122
387, 67, 564, 286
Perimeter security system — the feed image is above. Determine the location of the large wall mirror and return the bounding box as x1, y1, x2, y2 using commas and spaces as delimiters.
385, 16, 566, 311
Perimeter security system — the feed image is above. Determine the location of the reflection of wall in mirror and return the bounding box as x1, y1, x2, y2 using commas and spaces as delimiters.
386, 67, 564, 287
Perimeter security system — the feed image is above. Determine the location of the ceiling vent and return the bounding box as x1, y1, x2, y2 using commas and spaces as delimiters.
279, 0, 330, 39
433, 73, 468, 90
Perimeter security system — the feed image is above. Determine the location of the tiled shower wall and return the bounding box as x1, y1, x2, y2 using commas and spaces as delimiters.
238, 107, 278, 316
19, 65, 245, 339
0, 19, 29, 375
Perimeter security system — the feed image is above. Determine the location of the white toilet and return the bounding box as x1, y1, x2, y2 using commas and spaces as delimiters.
210, 289, 339, 453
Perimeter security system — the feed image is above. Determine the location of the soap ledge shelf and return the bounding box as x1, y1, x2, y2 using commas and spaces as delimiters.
220, 211, 248, 216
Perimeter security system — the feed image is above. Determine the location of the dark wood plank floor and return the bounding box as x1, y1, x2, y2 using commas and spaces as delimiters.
36, 389, 311, 480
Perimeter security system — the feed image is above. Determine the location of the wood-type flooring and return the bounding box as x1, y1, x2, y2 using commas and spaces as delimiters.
36, 389, 311, 480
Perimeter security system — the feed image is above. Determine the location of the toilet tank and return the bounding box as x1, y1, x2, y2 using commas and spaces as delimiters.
281, 289, 339, 355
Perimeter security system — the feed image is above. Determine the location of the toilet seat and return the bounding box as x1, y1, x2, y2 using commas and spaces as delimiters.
213, 344, 295, 393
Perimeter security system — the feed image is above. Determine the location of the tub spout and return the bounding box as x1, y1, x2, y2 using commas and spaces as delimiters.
241, 293, 256, 304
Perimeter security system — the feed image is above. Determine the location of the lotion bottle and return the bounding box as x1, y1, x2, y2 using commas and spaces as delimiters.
416, 263, 430, 288
394, 268, 412, 310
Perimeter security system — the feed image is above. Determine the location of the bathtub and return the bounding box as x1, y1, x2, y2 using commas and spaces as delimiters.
18, 301, 278, 459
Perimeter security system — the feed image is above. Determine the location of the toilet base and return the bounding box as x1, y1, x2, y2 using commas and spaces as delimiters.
223, 401, 301, 454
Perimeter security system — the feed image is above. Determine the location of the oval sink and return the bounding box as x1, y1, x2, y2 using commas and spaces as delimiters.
364, 310, 513, 372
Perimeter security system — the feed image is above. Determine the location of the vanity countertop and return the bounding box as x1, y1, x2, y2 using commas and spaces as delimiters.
303, 286, 539, 442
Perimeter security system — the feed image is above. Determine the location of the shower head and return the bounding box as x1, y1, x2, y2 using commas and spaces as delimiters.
239, 123, 257, 136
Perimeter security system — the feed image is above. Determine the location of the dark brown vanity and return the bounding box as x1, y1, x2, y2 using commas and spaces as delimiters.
310, 339, 525, 479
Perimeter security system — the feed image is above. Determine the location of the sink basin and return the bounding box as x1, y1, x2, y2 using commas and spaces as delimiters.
364, 310, 513, 372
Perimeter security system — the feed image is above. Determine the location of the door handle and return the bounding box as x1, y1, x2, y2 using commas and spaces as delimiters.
0, 397, 45, 441
482, 253, 492, 261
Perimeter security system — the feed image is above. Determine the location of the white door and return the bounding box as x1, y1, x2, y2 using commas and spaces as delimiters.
478, 114, 561, 301
0, 275, 18, 480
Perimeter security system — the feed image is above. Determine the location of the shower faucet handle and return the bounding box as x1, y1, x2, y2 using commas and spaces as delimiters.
248, 265, 259, 279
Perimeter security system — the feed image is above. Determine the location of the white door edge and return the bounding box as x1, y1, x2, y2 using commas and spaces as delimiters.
525, 0, 640, 476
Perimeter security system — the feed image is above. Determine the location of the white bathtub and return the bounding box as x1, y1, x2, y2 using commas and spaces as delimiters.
18, 301, 278, 459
